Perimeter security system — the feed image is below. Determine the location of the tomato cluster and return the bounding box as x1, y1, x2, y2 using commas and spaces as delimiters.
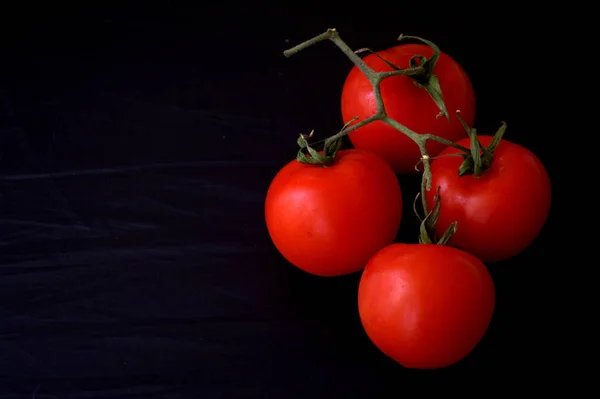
265, 30, 551, 370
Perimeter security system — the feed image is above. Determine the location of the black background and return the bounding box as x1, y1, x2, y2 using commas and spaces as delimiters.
1, 4, 567, 397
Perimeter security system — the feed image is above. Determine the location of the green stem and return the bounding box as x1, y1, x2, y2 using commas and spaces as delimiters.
422, 134, 471, 152
284, 30, 466, 186
455, 110, 508, 177
412, 187, 458, 245
398, 35, 450, 121
284, 29, 475, 244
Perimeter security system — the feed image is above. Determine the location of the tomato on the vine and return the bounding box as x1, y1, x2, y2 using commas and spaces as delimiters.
265, 149, 403, 276
341, 43, 476, 174
358, 243, 495, 369
426, 134, 551, 263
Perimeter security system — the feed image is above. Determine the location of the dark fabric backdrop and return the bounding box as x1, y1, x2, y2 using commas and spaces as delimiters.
1, 4, 566, 398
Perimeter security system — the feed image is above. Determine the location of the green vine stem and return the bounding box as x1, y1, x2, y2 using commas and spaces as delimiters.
455, 110, 507, 177
413, 187, 458, 245
284, 28, 473, 239
398, 34, 450, 121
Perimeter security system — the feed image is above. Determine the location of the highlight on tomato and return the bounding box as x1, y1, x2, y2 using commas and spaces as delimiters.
341, 37, 476, 174
425, 115, 552, 263
358, 243, 495, 370
265, 132, 403, 277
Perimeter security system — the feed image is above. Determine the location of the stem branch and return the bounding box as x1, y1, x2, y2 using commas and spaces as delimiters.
284, 29, 475, 240
283, 29, 337, 58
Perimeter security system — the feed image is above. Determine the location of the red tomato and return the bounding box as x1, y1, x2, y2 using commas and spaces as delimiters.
265, 150, 403, 276
358, 243, 495, 369
426, 135, 551, 263
341, 44, 476, 174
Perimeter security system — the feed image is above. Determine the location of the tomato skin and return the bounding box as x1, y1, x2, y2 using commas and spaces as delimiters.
358, 243, 495, 369
341, 44, 476, 174
265, 150, 403, 276
426, 135, 551, 263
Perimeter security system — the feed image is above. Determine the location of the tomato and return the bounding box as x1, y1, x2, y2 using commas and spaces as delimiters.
426, 135, 551, 263
265, 150, 403, 276
358, 243, 495, 369
340, 43, 476, 174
